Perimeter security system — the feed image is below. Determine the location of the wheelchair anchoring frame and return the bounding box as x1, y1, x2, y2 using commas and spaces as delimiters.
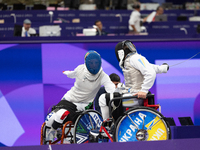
99, 118, 114, 142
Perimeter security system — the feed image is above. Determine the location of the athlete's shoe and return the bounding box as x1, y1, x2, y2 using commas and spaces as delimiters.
90, 129, 100, 138
46, 128, 57, 143
90, 127, 113, 138
56, 129, 62, 139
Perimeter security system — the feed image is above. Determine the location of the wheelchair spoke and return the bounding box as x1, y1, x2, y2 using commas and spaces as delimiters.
88, 114, 94, 130
95, 120, 99, 129
127, 114, 139, 130
146, 118, 161, 131
142, 116, 145, 130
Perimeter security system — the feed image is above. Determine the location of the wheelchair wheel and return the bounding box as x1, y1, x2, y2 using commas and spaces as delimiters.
73, 109, 107, 144
114, 106, 171, 142
40, 122, 46, 145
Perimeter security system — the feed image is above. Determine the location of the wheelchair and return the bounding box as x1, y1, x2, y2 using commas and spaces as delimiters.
40, 109, 106, 144
40, 94, 171, 145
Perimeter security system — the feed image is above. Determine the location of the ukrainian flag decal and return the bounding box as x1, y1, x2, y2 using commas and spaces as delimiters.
138, 58, 146, 67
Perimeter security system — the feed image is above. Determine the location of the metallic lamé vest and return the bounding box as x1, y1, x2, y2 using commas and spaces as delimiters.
122, 54, 144, 93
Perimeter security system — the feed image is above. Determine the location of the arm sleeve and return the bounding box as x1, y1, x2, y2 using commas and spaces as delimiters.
62, 66, 78, 79
100, 73, 116, 93
33, 29, 36, 34
146, 11, 156, 23
129, 12, 139, 26
150, 64, 168, 73
30, 28, 36, 34
130, 55, 156, 93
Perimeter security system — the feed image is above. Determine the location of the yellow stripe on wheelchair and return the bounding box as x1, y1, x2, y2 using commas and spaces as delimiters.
145, 116, 168, 140
122, 99, 135, 105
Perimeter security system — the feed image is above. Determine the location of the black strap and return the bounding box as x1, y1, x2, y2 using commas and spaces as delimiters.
53, 100, 77, 113
111, 92, 123, 122
52, 120, 62, 130
113, 92, 121, 106
105, 92, 121, 106
105, 93, 110, 106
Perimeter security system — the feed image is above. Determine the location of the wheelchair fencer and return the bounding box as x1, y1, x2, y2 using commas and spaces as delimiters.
40, 93, 171, 145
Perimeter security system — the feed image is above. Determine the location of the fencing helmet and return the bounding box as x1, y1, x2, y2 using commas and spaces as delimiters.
115, 40, 137, 68
85, 50, 102, 75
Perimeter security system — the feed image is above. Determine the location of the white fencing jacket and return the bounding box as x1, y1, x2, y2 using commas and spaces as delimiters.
62, 64, 116, 104
123, 53, 168, 94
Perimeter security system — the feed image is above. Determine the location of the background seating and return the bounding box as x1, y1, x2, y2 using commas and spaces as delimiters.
0, 9, 200, 37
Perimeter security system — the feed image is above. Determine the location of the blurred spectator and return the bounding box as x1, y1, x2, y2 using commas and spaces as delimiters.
128, 0, 138, 4
48, 0, 63, 8
21, 19, 36, 37
1, 0, 34, 8
94, 20, 108, 36
1, 0, 21, 5
128, 2, 142, 34
80, 0, 94, 4
143, 6, 164, 23
14, 19, 36, 37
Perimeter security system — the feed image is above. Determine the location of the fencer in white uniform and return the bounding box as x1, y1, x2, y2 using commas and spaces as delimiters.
99, 40, 169, 120
45, 50, 115, 142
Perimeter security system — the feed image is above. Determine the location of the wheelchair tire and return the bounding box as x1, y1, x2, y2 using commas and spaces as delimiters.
73, 109, 106, 144
114, 106, 171, 142
40, 122, 46, 145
